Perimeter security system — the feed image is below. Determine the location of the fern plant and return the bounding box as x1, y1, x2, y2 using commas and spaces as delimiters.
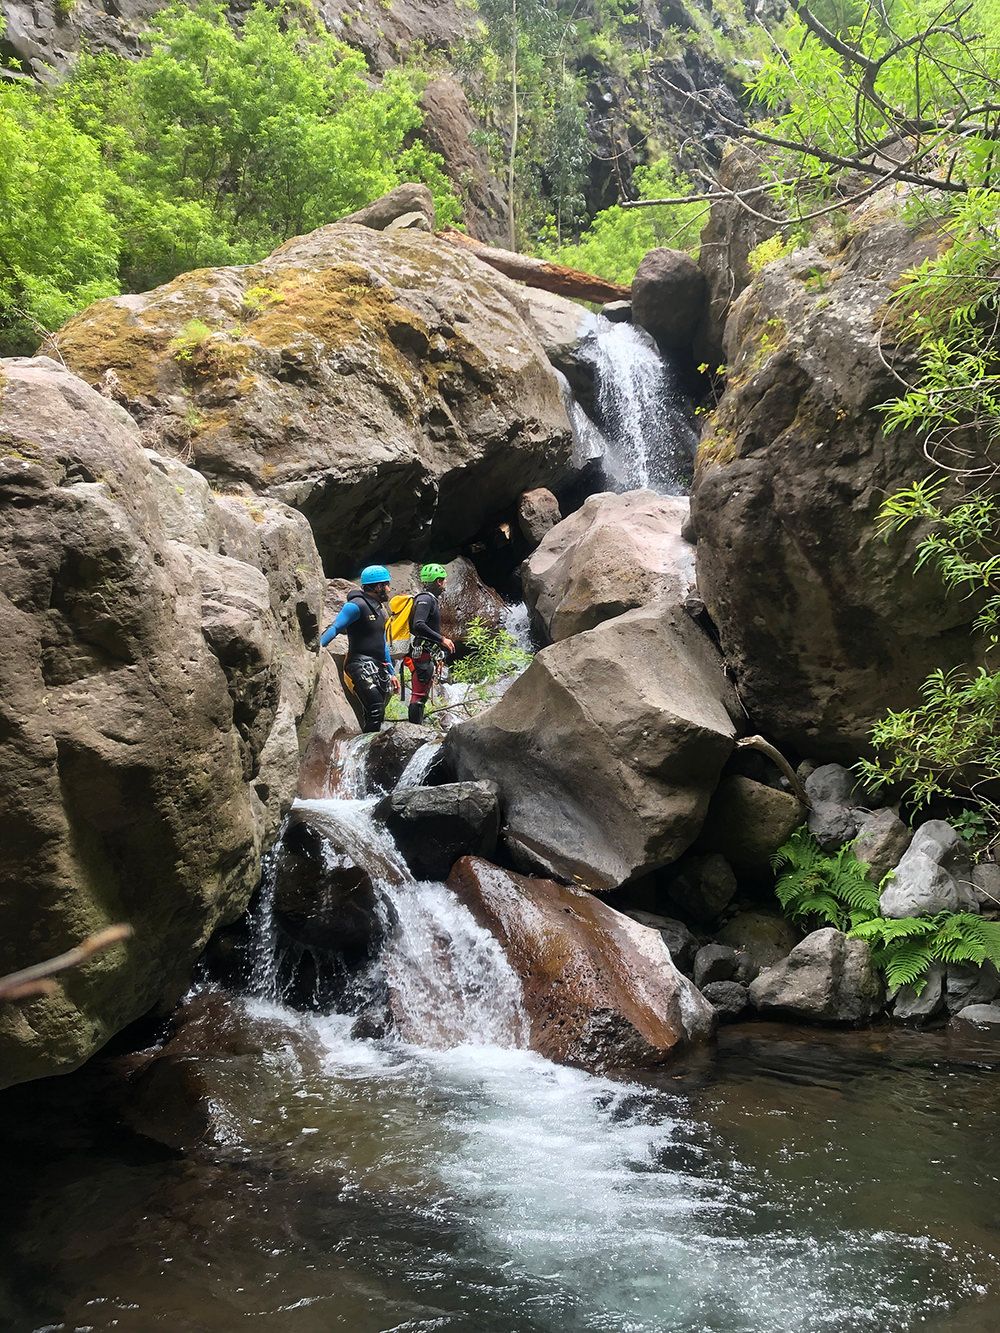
771, 827, 880, 931
849, 913, 1000, 994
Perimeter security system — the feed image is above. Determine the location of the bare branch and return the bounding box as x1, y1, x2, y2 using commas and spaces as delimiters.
0, 925, 134, 1002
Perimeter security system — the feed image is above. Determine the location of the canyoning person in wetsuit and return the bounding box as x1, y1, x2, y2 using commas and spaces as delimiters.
407, 563, 456, 724
321, 565, 397, 733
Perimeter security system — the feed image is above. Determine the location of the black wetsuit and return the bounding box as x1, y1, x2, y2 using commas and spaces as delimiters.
343, 589, 391, 733
408, 588, 445, 724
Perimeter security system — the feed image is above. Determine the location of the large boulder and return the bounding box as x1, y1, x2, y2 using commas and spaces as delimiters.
375, 781, 500, 880
335, 182, 436, 232
631, 248, 706, 349
443, 603, 737, 890
691, 194, 988, 758
853, 808, 911, 887
749, 928, 884, 1024
52, 222, 572, 574
0, 358, 323, 1088
716, 910, 800, 971
523, 489, 695, 642
449, 857, 716, 1071
517, 487, 562, 549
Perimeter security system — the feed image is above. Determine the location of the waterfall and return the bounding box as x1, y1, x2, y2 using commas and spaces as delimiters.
251, 779, 529, 1050
583, 316, 697, 495
396, 741, 440, 790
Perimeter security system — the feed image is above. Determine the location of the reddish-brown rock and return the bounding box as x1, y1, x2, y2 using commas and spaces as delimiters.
448, 857, 715, 1072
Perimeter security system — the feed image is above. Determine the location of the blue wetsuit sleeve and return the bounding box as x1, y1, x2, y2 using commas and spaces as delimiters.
320, 601, 360, 647
385, 637, 392, 667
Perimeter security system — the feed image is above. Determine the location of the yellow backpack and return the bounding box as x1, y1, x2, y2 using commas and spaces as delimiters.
385, 594, 416, 651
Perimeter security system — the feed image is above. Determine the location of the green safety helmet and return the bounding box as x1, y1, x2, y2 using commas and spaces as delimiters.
420, 562, 448, 583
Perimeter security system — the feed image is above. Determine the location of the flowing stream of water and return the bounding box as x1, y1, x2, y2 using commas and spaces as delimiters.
2, 740, 998, 1331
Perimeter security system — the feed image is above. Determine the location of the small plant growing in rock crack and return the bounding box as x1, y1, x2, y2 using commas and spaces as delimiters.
448, 617, 531, 687
771, 827, 879, 931
169, 320, 214, 363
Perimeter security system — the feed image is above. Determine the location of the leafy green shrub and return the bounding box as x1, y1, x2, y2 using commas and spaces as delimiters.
771, 827, 879, 930
448, 617, 531, 686
850, 913, 1000, 993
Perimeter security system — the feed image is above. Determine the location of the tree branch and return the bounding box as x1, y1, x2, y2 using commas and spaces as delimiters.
0, 925, 134, 1002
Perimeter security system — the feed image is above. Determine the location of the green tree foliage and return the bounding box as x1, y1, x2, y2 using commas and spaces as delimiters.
542, 160, 705, 283
0, 2, 458, 350
448, 617, 531, 686
0, 85, 120, 354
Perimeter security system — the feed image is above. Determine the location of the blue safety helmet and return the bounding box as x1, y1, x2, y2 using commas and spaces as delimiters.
360, 564, 392, 586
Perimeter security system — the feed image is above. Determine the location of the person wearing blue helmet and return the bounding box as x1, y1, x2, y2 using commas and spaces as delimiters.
321, 564, 397, 732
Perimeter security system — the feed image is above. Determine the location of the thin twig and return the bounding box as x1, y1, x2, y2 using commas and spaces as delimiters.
0, 925, 134, 1002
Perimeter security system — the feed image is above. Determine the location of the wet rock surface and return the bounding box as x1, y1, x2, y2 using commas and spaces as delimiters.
631, 247, 706, 349
0, 358, 322, 1088
375, 781, 501, 881
449, 856, 716, 1072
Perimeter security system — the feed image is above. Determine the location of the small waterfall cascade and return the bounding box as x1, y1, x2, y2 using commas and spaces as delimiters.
396, 741, 440, 790
583, 316, 697, 495
248, 741, 529, 1051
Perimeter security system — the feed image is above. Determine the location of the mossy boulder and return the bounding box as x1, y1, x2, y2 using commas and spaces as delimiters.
52, 224, 572, 574
0, 357, 324, 1089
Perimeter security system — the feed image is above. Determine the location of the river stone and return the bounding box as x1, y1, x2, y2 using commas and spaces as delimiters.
443, 602, 737, 890
665, 853, 737, 925
375, 781, 500, 881
449, 857, 716, 1072
336, 182, 436, 231
693, 943, 738, 988
717, 911, 799, 970
701, 980, 749, 1021
945, 962, 1000, 1015
631, 247, 706, 349
53, 219, 572, 574
749, 928, 884, 1025
691, 192, 988, 759
624, 912, 698, 973
523, 489, 695, 643
880, 820, 977, 919
517, 487, 562, 549
696, 775, 803, 876
363, 724, 431, 794
891, 964, 946, 1024
972, 862, 1000, 911
853, 808, 911, 887
954, 1003, 1000, 1026
600, 300, 633, 323
0, 358, 323, 1089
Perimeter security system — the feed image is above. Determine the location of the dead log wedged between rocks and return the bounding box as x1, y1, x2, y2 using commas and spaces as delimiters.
438, 228, 629, 304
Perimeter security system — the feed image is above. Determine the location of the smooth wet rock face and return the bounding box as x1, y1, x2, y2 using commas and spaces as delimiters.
361, 724, 432, 795
749, 928, 884, 1025
53, 223, 572, 573
696, 775, 803, 877
375, 781, 500, 881
0, 358, 323, 1088
691, 195, 987, 758
631, 247, 706, 349
523, 489, 695, 643
624, 912, 698, 974
444, 603, 737, 890
854, 808, 911, 887
449, 857, 716, 1072
880, 820, 977, 919
955, 1003, 1000, 1026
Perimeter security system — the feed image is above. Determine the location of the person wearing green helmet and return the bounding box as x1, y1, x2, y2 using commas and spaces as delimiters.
407, 562, 455, 724
320, 564, 397, 732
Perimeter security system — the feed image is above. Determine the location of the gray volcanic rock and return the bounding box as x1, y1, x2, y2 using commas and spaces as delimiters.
0, 357, 323, 1088
52, 221, 572, 574
880, 820, 977, 918
523, 489, 696, 642
696, 775, 803, 876
854, 808, 911, 887
517, 487, 562, 548
691, 193, 990, 758
444, 603, 737, 890
749, 928, 884, 1024
717, 910, 800, 971
449, 857, 716, 1072
701, 980, 749, 1021
376, 781, 501, 881
632, 247, 706, 349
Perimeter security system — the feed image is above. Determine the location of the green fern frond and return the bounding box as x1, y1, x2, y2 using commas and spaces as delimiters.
881, 940, 936, 992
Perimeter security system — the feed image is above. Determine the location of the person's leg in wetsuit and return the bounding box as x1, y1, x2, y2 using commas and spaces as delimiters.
344, 655, 391, 733
408, 648, 436, 724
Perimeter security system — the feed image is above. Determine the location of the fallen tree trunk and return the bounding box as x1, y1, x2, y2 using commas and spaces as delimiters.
438, 228, 630, 304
